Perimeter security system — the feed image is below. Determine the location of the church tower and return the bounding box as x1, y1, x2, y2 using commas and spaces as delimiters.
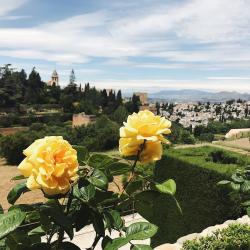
51, 70, 59, 86
47, 70, 59, 86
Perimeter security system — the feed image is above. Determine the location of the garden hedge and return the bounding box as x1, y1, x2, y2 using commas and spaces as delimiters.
136, 146, 249, 247
182, 223, 250, 250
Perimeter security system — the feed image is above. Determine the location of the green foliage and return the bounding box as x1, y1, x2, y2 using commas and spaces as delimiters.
194, 119, 250, 138
142, 146, 247, 246
168, 122, 196, 145
112, 106, 129, 125
0, 116, 119, 165
208, 150, 247, 165
218, 167, 250, 217
198, 132, 214, 142
1, 146, 175, 250
7, 182, 30, 205
182, 223, 250, 250
0, 209, 26, 240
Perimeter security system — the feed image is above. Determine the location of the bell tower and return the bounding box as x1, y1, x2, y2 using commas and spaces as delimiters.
51, 70, 59, 86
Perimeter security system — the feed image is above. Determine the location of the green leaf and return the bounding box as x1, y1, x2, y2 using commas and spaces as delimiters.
241, 200, 250, 207
104, 237, 130, 250
131, 244, 153, 250
155, 179, 176, 195
0, 209, 26, 240
104, 210, 124, 231
108, 162, 132, 176
73, 204, 92, 232
231, 173, 245, 183
0, 205, 3, 215
91, 211, 105, 236
40, 201, 74, 240
28, 243, 51, 250
230, 182, 241, 191
217, 180, 231, 185
88, 153, 117, 170
74, 183, 95, 202
11, 175, 26, 181
7, 183, 29, 205
73, 145, 89, 163
28, 226, 45, 236
126, 180, 143, 195
88, 169, 108, 190
241, 180, 250, 193
126, 222, 158, 241
60, 242, 81, 250
26, 211, 40, 223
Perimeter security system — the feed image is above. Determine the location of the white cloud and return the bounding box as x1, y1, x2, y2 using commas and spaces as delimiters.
208, 77, 250, 80
1, 0, 250, 91
0, 0, 27, 17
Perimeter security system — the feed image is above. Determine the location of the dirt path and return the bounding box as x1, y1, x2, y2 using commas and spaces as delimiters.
0, 158, 44, 211
0, 158, 123, 211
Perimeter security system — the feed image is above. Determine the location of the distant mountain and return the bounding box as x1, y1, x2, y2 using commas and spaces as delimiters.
149, 90, 250, 102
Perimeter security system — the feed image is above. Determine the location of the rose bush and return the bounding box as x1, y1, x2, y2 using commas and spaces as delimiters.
0, 110, 178, 250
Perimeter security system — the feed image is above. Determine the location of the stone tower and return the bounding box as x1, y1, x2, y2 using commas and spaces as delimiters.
51, 70, 59, 86
47, 70, 59, 86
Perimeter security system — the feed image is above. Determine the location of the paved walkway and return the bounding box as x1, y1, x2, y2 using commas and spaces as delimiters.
51, 213, 149, 250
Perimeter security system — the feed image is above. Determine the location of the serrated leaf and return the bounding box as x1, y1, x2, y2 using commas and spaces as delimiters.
126, 222, 158, 241
104, 237, 130, 250
88, 169, 108, 190
108, 162, 132, 176
75, 184, 95, 202
0, 209, 26, 240
155, 179, 176, 195
7, 183, 29, 205
131, 244, 153, 250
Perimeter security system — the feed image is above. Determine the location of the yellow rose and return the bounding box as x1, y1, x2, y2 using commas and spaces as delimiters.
119, 110, 171, 163
18, 136, 79, 195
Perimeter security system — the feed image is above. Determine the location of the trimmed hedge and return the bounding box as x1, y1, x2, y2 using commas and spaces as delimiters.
182, 223, 250, 250
137, 146, 248, 247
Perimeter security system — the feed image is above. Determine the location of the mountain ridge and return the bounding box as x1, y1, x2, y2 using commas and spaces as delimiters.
148, 89, 250, 102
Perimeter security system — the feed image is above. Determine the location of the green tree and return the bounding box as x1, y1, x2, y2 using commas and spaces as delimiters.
69, 69, 76, 85
112, 105, 128, 124
26, 67, 45, 104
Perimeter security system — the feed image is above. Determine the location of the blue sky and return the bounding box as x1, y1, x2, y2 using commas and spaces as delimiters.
1, 0, 250, 92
